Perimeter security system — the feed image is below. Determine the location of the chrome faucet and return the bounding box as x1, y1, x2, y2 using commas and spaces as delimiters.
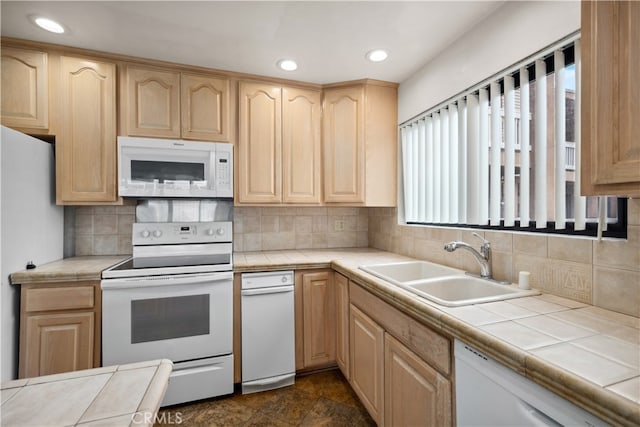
444, 232, 493, 279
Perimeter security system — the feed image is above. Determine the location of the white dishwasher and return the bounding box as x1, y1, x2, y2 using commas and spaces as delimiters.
455, 339, 606, 426
241, 271, 295, 394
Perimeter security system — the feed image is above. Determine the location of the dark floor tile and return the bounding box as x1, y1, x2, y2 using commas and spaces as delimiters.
300, 397, 375, 427
295, 370, 363, 407
155, 369, 373, 427
248, 387, 317, 425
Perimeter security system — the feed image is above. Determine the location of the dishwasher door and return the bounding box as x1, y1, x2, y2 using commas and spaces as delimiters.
455, 340, 606, 426
241, 271, 295, 394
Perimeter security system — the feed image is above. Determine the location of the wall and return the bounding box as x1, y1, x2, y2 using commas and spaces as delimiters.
398, 0, 580, 123
369, 199, 640, 318
233, 207, 368, 252
393, 0, 639, 319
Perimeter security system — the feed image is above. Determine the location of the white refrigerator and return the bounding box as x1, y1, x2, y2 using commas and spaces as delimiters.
0, 125, 64, 381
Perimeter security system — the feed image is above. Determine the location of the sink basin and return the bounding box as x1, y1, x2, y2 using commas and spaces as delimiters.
359, 261, 539, 307
359, 261, 463, 285
402, 275, 540, 307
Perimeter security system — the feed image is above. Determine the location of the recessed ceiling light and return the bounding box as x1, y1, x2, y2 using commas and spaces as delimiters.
366, 49, 389, 63
277, 59, 298, 72
33, 17, 65, 34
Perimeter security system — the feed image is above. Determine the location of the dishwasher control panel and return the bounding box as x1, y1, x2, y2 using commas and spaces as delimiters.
241, 271, 294, 290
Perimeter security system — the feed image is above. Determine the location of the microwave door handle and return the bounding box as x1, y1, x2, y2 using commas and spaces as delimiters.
101, 272, 232, 290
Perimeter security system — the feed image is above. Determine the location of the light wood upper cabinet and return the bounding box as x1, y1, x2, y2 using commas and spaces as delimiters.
121, 66, 181, 138
323, 82, 398, 206
1, 47, 48, 131
581, 0, 640, 196
121, 66, 232, 142
238, 82, 282, 203
237, 82, 322, 205
385, 334, 452, 427
57, 56, 117, 204
350, 303, 384, 425
282, 87, 322, 204
335, 273, 350, 380
181, 73, 230, 141
323, 85, 365, 203
19, 282, 101, 379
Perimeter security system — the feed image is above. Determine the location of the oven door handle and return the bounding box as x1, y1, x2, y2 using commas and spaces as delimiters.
241, 285, 294, 296
101, 272, 232, 290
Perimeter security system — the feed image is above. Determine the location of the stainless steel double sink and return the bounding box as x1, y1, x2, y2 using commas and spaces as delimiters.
359, 261, 539, 307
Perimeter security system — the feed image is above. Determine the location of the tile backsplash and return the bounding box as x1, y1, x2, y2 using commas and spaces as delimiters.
72, 206, 135, 256
69, 205, 369, 255
233, 207, 369, 251
68, 200, 638, 318
368, 199, 640, 318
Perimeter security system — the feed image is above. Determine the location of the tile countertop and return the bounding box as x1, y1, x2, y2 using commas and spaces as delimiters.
10, 256, 128, 284
235, 248, 640, 427
1, 359, 173, 427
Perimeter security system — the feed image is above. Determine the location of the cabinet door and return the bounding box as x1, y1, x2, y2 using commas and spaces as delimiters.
58, 56, 117, 204
1, 47, 48, 130
323, 86, 365, 203
335, 273, 350, 379
21, 312, 94, 378
181, 73, 230, 141
123, 66, 180, 138
238, 82, 282, 203
282, 87, 322, 204
582, 1, 640, 196
384, 334, 452, 427
350, 303, 384, 424
302, 270, 335, 368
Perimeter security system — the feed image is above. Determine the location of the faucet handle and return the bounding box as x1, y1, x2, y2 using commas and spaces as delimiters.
472, 232, 491, 257
472, 232, 488, 245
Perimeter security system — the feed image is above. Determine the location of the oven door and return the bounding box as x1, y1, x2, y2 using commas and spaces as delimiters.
101, 271, 232, 365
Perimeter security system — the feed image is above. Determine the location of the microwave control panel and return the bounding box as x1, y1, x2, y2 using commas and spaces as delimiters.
215, 145, 233, 197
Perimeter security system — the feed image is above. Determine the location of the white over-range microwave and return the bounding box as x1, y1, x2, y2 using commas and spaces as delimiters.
118, 136, 233, 198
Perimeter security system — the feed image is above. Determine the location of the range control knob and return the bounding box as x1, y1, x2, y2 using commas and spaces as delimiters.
216, 228, 225, 236
153, 230, 163, 238
206, 229, 215, 236
141, 230, 151, 238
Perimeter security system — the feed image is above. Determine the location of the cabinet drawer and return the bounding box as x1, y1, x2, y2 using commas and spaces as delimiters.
24, 286, 95, 312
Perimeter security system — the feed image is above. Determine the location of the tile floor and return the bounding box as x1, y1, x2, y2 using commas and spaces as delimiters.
155, 370, 375, 426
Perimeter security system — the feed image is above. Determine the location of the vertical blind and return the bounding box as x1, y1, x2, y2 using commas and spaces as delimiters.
401, 35, 589, 231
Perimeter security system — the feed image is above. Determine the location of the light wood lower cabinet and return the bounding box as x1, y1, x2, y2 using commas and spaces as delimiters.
349, 280, 453, 426
18, 282, 101, 379
294, 269, 336, 371
384, 333, 452, 427
335, 272, 350, 379
350, 303, 385, 425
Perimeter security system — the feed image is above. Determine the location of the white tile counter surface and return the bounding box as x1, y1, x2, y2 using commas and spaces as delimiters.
235, 248, 640, 426
1, 359, 172, 427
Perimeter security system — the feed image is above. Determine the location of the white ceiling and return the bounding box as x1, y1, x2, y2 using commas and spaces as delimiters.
1, 1, 503, 84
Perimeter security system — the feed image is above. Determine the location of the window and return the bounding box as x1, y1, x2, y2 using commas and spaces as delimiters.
400, 34, 626, 238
